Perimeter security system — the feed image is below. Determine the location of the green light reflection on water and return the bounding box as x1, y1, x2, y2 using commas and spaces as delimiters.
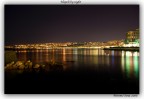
124, 51, 139, 79
133, 52, 139, 78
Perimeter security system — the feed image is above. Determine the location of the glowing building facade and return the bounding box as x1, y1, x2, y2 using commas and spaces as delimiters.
124, 29, 139, 47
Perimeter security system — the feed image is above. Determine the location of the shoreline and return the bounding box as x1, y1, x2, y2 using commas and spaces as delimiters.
103, 47, 139, 51
5, 46, 139, 51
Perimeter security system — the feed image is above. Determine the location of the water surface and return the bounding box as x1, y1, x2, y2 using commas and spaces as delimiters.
5, 48, 139, 94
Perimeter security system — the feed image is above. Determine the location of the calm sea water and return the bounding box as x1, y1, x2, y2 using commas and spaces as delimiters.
5, 48, 139, 94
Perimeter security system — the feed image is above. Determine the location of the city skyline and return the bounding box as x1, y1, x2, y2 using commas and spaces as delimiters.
5, 5, 139, 45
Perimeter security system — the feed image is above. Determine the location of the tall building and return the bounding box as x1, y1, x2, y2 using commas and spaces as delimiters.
124, 29, 139, 47
126, 29, 139, 42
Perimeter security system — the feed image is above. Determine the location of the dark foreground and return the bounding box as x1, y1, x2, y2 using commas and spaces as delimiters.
5, 70, 139, 94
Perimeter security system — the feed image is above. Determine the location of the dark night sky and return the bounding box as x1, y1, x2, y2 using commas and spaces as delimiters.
5, 5, 139, 45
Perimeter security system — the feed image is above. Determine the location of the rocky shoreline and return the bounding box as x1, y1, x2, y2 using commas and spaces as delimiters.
5, 60, 63, 71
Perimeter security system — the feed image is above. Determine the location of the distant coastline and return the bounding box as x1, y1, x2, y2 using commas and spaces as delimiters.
5, 46, 139, 51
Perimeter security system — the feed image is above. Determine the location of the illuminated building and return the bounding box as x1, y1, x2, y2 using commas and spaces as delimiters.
124, 29, 139, 47
126, 29, 139, 42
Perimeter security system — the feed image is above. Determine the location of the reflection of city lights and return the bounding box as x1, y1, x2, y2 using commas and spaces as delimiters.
121, 51, 139, 79
84, 50, 86, 55
91, 49, 98, 55
121, 51, 125, 72
106, 55, 109, 66
45, 50, 49, 62
122, 51, 124, 56
126, 52, 130, 78
73, 49, 78, 66
73, 48, 77, 54
111, 51, 114, 65
62, 48, 67, 62
101, 50, 104, 55
126, 51, 132, 56
133, 52, 139, 56
19, 50, 27, 53
134, 54, 139, 78
112, 51, 114, 56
